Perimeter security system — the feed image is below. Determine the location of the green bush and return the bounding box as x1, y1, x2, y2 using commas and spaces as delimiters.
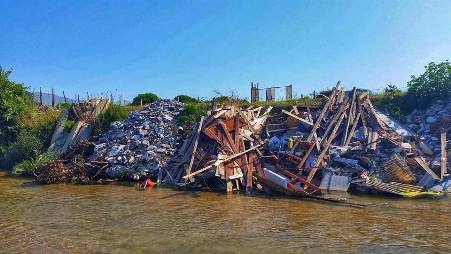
372, 85, 406, 122
18, 108, 59, 148
0, 133, 44, 169
93, 104, 140, 135
13, 152, 58, 176
132, 92, 158, 105
0, 67, 33, 145
177, 102, 210, 126
174, 95, 198, 103
406, 60, 451, 109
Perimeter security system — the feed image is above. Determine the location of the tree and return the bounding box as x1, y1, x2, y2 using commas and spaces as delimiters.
0, 67, 32, 145
174, 95, 198, 103
406, 60, 451, 108
132, 92, 158, 105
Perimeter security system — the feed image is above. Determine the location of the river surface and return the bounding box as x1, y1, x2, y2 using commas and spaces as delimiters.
0, 172, 450, 254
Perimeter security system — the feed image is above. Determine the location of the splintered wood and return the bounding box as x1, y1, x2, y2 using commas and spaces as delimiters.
162, 104, 270, 192
162, 83, 446, 197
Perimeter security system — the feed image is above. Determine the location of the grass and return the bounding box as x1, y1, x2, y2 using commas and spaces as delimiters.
93, 104, 144, 135
177, 102, 210, 126
12, 152, 59, 176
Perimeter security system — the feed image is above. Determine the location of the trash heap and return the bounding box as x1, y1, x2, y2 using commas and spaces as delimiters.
165, 83, 449, 197
48, 98, 110, 154
92, 99, 184, 180
406, 98, 451, 155
36, 99, 184, 184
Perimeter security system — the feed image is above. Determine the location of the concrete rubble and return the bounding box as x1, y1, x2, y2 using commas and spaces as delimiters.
38, 84, 450, 200
92, 99, 184, 180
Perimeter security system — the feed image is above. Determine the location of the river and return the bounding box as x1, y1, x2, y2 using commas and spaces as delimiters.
0, 172, 449, 253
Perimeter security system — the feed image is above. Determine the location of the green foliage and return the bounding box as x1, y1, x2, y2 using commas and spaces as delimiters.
177, 102, 210, 125
18, 108, 60, 147
0, 133, 44, 169
406, 60, 451, 109
93, 104, 141, 135
0, 67, 33, 145
64, 119, 75, 131
132, 92, 158, 105
372, 84, 406, 122
12, 152, 58, 176
174, 95, 198, 103
214, 96, 248, 104
56, 102, 71, 110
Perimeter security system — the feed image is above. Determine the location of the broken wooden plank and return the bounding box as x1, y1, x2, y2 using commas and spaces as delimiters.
342, 87, 356, 145
345, 112, 361, 146
296, 142, 315, 170
441, 131, 447, 180
414, 157, 440, 180
307, 111, 346, 182
281, 109, 313, 126
307, 81, 341, 142
183, 143, 265, 180
184, 116, 204, 182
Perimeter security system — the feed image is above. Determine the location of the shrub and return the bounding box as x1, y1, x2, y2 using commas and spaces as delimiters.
406, 60, 451, 109
93, 104, 140, 135
174, 95, 198, 103
372, 84, 406, 122
0, 133, 44, 169
132, 92, 158, 105
177, 102, 210, 126
18, 108, 60, 147
13, 152, 59, 176
0, 67, 33, 145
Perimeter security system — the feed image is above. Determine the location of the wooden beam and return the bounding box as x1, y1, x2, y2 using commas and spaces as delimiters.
183, 143, 265, 180
307, 111, 346, 182
307, 81, 341, 142
184, 116, 204, 182
282, 109, 313, 126
345, 112, 361, 146
342, 87, 356, 145
296, 142, 316, 169
414, 157, 440, 180
441, 131, 447, 180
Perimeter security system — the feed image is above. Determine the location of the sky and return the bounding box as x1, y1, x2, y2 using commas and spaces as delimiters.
1, 0, 450, 101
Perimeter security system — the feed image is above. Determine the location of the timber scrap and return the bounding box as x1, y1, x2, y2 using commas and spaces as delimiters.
162, 81, 447, 199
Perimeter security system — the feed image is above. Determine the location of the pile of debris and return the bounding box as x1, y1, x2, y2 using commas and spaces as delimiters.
406, 98, 451, 155
164, 82, 449, 197
91, 99, 184, 180
48, 99, 110, 154
35, 140, 109, 184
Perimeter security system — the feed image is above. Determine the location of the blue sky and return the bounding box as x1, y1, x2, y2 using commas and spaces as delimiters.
1, 0, 450, 101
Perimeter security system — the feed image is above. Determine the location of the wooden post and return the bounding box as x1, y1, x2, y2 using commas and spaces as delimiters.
140, 99, 143, 106
86, 92, 89, 100
250, 82, 254, 103
51, 88, 55, 108
39, 87, 43, 106
441, 131, 447, 180
63, 91, 67, 104
211, 97, 217, 110
77, 94, 80, 103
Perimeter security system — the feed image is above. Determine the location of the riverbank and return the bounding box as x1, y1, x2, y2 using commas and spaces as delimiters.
1, 171, 449, 253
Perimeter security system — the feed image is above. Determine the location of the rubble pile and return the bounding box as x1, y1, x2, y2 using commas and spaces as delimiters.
35, 140, 107, 184
406, 98, 451, 155
48, 98, 110, 154
165, 82, 449, 197
92, 99, 184, 180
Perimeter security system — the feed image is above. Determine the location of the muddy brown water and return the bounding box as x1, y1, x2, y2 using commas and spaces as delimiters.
0, 172, 450, 254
